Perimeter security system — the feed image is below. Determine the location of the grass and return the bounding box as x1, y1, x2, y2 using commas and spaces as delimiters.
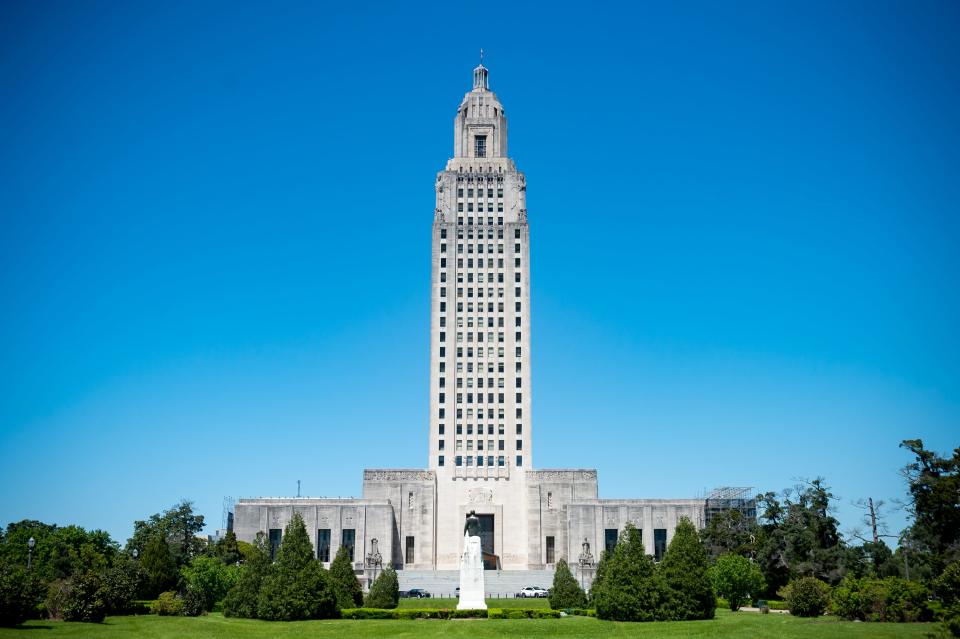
0, 610, 937, 638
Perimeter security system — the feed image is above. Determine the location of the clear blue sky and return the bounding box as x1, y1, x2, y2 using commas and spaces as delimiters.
1, 1, 957, 546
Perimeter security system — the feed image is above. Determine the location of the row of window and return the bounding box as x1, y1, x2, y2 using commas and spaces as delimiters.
439, 257, 523, 275
441, 455, 522, 468
269, 528, 355, 563
438, 392, 523, 405
445, 376, 522, 389
457, 188, 504, 199
440, 361, 519, 374
439, 408, 522, 419
440, 317, 514, 329
439, 423, 522, 435
603, 528, 670, 561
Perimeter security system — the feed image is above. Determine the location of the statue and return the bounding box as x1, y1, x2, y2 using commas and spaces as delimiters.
464, 510, 482, 537
457, 510, 486, 610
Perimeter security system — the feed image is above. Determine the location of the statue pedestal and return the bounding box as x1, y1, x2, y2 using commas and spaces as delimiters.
457, 534, 486, 610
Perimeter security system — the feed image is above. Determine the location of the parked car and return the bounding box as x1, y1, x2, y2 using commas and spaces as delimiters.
399, 588, 432, 598
516, 586, 549, 598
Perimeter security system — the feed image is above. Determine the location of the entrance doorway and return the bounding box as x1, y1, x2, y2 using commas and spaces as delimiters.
478, 514, 498, 570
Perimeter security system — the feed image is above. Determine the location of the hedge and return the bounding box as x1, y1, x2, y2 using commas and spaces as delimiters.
340, 607, 560, 619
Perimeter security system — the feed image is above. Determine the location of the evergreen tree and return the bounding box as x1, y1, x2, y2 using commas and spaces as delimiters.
256, 513, 338, 621
223, 532, 272, 618
329, 545, 362, 609
592, 523, 674, 621
588, 549, 610, 604
549, 558, 586, 609
659, 517, 716, 620
215, 531, 242, 566
140, 535, 176, 597
364, 566, 399, 609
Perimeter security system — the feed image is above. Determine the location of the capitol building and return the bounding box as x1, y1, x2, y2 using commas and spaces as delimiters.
234, 62, 752, 589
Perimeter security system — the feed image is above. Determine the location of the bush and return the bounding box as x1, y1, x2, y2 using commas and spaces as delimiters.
549, 559, 586, 610
153, 591, 183, 616
329, 545, 363, 609
181, 556, 237, 613
363, 566, 399, 609
710, 554, 765, 611
181, 586, 206, 617
832, 576, 931, 622
659, 517, 716, 620
784, 576, 831, 617
99, 560, 141, 615
936, 562, 960, 637
61, 572, 107, 623
0, 565, 42, 626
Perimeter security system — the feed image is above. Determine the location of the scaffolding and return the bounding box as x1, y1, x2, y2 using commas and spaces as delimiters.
704, 487, 757, 527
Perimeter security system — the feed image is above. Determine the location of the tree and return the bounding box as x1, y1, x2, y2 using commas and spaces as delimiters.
256, 513, 338, 621
710, 553, 765, 611
181, 556, 238, 613
588, 549, 610, 604
701, 509, 758, 560
215, 531, 241, 566
659, 517, 715, 620
592, 524, 675, 621
328, 545, 362, 609
99, 557, 142, 615
549, 559, 586, 609
899, 440, 960, 575
364, 566, 399, 609
223, 532, 272, 618
140, 535, 177, 597
127, 500, 206, 567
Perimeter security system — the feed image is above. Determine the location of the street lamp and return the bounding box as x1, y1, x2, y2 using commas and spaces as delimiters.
27, 537, 35, 570
132, 548, 139, 560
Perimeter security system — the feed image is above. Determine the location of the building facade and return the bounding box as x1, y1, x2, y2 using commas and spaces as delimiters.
234, 63, 750, 577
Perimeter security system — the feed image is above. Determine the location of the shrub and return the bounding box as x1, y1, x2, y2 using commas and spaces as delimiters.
936, 562, 960, 637
659, 517, 716, 620
710, 554, 765, 611
0, 565, 42, 626
832, 576, 932, 622
181, 556, 237, 613
181, 586, 206, 617
61, 572, 107, 623
364, 566, 399, 609
784, 576, 831, 617
44, 579, 72, 620
330, 545, 363, 609
549, 559, 586, 609
99, 560, 141, 615
140, 536, 177, 598
153, 591, 183, 616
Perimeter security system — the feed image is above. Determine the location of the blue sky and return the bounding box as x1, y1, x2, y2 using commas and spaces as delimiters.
1, 0, 957, 545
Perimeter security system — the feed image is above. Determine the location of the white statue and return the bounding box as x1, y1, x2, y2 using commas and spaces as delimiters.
457, 510, 487, 610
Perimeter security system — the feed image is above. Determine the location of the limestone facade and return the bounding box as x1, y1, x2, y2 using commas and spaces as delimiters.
233, 63, 737, 573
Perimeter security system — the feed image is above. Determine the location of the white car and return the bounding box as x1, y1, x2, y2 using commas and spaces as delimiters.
517, 586, 549, 598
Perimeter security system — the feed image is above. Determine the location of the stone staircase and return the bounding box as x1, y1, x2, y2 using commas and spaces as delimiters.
397, 569, 556, 599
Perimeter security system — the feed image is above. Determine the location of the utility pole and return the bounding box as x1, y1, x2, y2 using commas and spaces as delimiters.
297, 480, 301, 498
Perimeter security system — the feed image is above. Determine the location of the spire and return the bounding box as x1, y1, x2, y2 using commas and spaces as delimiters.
473, 50, 488, 91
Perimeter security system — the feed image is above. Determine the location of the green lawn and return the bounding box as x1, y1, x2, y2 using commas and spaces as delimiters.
0, 611, 937, 638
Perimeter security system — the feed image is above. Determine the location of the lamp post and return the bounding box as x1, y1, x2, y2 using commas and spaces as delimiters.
27, 537, 35, 570
132, 548, 139, 561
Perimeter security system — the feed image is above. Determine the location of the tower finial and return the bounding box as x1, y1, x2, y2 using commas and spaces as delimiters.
480, 48, 484, 65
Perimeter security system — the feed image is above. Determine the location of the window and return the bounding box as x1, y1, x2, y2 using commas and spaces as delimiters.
269, 528, 282, 560
546, 536, 555, 564
440, 228, 447, 239
654, 529, 667, 562
475, 135, 487, 158
498, 440, 504, 450
317, 529, 331, 562
605, 528, 618, 553
438, 439, 445, 450
438, 424, 444, 434
516, 439, 522, 450
342, 529, 356, 562
456, 455, 463, 466
405, 536, 415, 565
516, 424, 522, 435
498, 455, 505, 466
516, 455, 523, 467
438, 455, 444, 466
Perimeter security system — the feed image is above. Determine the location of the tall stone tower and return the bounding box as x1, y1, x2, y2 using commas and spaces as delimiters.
428, 61, 533, 568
